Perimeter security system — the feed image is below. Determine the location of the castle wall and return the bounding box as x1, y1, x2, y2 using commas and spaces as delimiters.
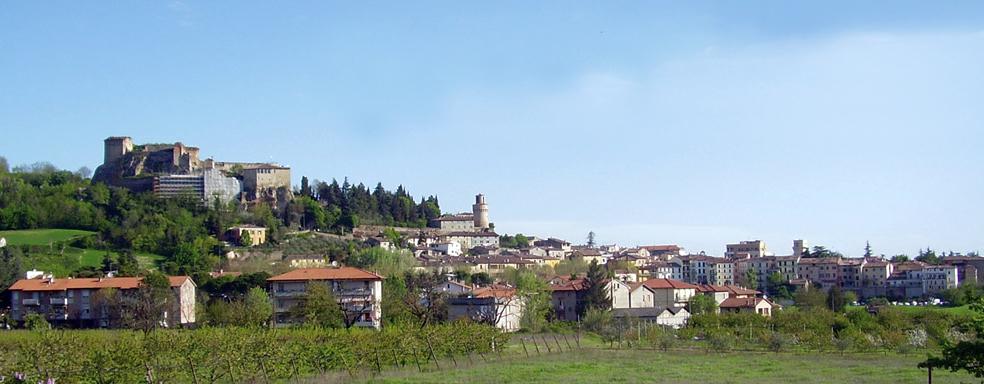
103, 137, 133, 165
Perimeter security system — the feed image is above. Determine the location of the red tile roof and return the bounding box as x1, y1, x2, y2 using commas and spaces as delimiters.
472, 285, 516, 298
642, 278, 698, 290
8, 276, 192, 292
719, 297, 773, 309
550, 278, 588, 292
640, 245, 681, 252
267, 267, 383, 282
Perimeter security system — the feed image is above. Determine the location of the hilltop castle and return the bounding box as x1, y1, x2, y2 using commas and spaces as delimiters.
93, 136, 292, 208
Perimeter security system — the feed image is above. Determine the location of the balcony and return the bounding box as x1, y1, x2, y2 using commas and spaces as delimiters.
338, 288, 373, 296
272, 290, 306, 297
22, 298, 39, 306
50, 297, 70, 306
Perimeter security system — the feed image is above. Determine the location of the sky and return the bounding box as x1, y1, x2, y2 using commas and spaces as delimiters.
1, 1, 983, 257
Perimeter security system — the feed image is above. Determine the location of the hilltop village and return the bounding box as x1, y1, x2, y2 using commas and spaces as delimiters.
0, 136, 980, 332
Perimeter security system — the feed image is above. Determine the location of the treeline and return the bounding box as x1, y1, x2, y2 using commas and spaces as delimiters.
0, 161, 443, 288
585, 303, 972, 355
0, 163, 289, 290
294, 177, 441, 230
0, 323, 503, 383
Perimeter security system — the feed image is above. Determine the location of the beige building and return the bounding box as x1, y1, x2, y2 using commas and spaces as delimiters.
242, 165, 292, 201
267, 268, 383, 328
640, 278, 698, 309
726, 240, 770, 259
431, 214, 476, 232
7, 275, 196, 328
444, 231, 500, 249
228, 225, 267, 246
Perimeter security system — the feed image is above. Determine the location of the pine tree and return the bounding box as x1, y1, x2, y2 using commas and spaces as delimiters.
864, 241, 873, 258
580, 260, 610, 316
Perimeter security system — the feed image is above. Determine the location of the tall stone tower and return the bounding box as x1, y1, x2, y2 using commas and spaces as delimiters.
472, 194, 490, 230
104, 136, 133, 165
793, 239, 808, 257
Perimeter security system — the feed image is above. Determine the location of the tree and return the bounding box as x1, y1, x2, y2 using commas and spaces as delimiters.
293, 282, 344, 328
921, 298, 984, 377
117, 250, 140, 277
239, 230, 253, 247
689, 294, 718, 315
75, 166, 92, 179
403, 271, 447, 328
807, 246, 843, 259
917, 248, 941, 265
300, 176, 312, 197
512, 270, 550, 332
101, 252, 117, 274
863, 241, 873, 258
241, 287, 273, 327
587, 231, 596, 248
24, 312, 49, 330
744, 269, 758, 290
794, 288, 826, 309
891, 254, 910, 263
581, 260, 610, 316
122, 272, 172, 332
0, 155, 8, 173
347, 247, 417, 276
826, 285, 847, 312
766, 272, 785, 297
470, 272, 492, 286
382, 227, 403, 247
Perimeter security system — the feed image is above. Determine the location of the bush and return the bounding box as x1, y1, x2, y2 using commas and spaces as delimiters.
704, 331, 733, 353
763, 331, 788, 353
23, 313, 48, 331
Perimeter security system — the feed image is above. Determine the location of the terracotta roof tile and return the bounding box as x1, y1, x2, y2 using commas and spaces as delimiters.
267, 267, 383, 282
720, 297, 773, 309
8, 276, 192, 292
642, 278, 699, 290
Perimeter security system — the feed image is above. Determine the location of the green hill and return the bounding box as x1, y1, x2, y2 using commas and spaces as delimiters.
0, 229, 97, 246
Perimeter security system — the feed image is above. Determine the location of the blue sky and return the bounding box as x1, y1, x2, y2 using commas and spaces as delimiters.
1, 2, 983, 256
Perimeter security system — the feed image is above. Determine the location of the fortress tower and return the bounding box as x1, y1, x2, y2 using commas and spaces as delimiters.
793, 239, 809, 258
472, 194, 489, 230
104, 136, 133, 165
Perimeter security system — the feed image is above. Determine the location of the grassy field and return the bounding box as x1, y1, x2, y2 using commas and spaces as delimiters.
0, 228, 96, 245
2, 229, 164, 274
357, 349, 974, 384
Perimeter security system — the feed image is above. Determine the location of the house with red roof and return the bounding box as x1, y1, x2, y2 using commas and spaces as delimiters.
641, 278, 699, 309
447, 284, 524, 331
267, 267, 384, 328
719, 297, 777, 317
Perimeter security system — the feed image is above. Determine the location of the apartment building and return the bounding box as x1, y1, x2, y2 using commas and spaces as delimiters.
725, 240, 770, 259
7, 274, 196, 328
267, 267, 383, 329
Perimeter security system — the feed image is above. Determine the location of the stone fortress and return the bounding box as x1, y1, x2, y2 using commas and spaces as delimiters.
93, 136, 292, 208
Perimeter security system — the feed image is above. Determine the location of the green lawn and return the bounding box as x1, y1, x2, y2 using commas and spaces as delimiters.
358, 349, 975, 384
0, 228, 96, 246
1, 229, 165, 274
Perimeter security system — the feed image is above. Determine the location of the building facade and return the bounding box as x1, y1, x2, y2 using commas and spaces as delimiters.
7, 275, 196, 328
267, 268, 384, 328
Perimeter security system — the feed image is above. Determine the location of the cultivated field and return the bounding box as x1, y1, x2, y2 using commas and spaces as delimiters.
359, 348, 974, 384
